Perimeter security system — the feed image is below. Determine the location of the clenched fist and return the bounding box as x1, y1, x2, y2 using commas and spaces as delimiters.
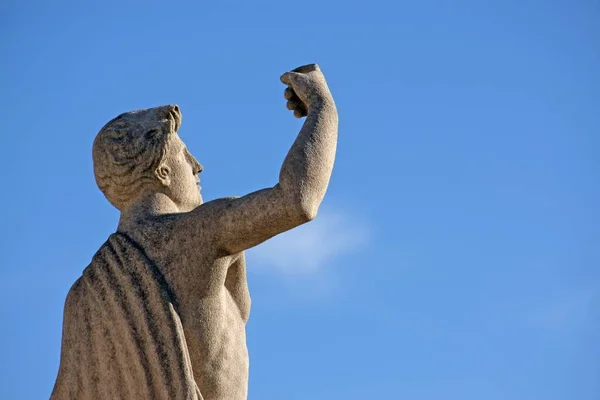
280, 64, 334, 118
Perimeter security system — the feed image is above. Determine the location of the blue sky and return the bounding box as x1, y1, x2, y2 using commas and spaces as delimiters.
1, 0, 599, 398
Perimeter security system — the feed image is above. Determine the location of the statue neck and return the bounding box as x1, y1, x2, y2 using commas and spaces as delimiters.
117, 192, 181, 231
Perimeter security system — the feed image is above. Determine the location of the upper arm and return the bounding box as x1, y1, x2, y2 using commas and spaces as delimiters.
185, 185, 312, 255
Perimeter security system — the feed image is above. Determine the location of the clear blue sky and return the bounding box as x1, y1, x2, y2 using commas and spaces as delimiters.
1, 1, 599, 399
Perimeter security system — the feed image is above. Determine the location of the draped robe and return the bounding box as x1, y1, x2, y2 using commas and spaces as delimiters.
51, 233, 202, 400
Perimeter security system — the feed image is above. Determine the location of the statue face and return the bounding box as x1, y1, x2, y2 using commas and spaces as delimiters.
161, 133, 204, 211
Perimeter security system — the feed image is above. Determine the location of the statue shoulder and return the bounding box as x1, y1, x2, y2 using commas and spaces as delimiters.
201, 196, 241, 206
191, 196, 242, 214
170, 196, 244, 240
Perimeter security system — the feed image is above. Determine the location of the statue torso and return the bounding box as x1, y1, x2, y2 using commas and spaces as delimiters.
119, 211, 251, 400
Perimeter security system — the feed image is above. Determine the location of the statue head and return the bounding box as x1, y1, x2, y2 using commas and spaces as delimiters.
93, 105, 203, 212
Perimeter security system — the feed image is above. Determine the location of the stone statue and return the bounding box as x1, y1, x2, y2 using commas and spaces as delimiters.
51, 64, 338, 400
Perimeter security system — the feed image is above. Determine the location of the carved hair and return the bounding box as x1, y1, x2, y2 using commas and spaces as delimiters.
92, 106, 180, 211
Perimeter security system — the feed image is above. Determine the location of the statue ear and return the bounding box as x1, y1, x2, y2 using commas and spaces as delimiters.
155, 164, 171, 187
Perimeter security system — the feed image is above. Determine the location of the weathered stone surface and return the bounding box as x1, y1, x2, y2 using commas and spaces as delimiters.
51, 64, 338, 400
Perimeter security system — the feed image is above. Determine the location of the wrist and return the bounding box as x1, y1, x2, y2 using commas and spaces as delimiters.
308, 93, 335, 111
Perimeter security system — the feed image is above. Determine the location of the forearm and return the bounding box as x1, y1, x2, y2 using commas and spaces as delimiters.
278, 96, 338, 219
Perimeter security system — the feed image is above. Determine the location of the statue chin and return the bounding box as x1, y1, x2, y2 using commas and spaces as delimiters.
187, 194, 204, 211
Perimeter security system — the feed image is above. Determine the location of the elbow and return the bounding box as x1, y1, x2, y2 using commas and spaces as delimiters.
276, 183, 320, 223
293, 199, 319, 223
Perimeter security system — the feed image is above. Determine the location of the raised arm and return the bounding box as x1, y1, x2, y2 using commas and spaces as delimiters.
278, 64, 338, 219
206, 64, 338, 254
